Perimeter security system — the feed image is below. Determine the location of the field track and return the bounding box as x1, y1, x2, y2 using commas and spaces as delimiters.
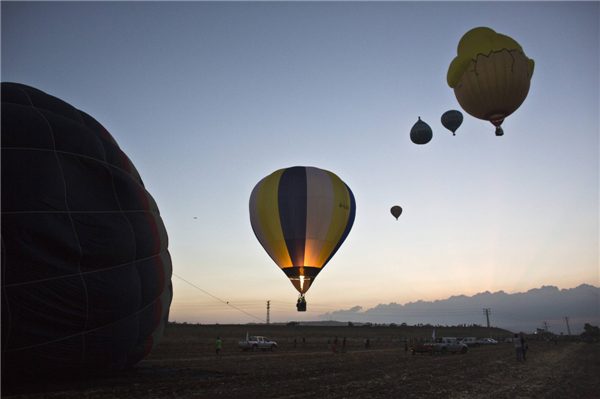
3, 325, 599, 398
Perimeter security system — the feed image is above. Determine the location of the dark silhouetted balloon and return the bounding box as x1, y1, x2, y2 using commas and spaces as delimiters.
1, 83, 173, 382
249, 166, 355, 296
441, 110, 463, 135
410, 117, 432, 145
391, 206, 402, 220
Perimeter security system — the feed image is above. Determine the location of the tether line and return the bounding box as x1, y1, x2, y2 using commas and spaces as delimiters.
172, 273, 266, 322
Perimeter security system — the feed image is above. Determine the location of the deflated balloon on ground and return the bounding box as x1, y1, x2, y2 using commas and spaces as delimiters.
1, 82, 173, 382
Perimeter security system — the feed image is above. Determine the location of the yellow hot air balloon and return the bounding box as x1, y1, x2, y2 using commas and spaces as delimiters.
249, 166, 356, 311
447, 27, 535, 136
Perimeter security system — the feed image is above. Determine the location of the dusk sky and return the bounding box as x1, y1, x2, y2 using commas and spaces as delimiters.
2, 1, 598, 332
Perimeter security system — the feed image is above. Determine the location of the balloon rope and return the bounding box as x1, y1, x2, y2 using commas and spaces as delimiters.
172, 273, 266, 322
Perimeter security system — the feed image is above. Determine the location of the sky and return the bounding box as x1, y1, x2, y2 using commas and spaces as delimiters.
2, 1, 599, 332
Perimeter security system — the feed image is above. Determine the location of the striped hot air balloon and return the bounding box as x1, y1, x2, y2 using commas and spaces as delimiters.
249, 166, 356, 296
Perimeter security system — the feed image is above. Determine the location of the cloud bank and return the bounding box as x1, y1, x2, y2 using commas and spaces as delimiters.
319, 284, 599, 334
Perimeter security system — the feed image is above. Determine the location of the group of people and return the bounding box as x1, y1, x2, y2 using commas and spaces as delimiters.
327, 337, 347, 353
513, 334, 528, 362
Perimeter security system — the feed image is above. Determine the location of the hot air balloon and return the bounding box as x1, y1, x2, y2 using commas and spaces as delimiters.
410, 117, 432, 145
441, 110, 463, 136
249, 166, 356, 311
390, 206, 402, 220
447, 27, 535, 136
1, 83, 173, 383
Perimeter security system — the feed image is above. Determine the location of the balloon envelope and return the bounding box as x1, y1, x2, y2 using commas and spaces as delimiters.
447, 27, 534, 127
441, 110, 463, 135
410, 117, 432, 145
249, 166, 356, 294
391, 206, 402, 220
1, 83, 173, 381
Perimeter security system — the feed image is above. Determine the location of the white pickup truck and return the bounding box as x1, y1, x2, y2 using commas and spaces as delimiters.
411, 337, 468, 355
238, 336, 277, 352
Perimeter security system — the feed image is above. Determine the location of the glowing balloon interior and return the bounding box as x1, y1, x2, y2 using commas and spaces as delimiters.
249, 166, 356, 295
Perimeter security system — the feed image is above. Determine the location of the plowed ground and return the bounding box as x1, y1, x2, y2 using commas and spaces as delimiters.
4, 338, 598, 398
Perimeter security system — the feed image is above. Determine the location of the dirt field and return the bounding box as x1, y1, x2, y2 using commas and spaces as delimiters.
3, 325, 599, 399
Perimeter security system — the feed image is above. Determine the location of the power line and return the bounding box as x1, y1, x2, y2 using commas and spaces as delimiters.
172, 273, 266, 322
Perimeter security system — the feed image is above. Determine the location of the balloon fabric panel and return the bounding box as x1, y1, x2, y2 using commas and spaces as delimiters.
320, 180, 356, 270
315, 171, 353, 268
254, 169, 293, 269
1, 104, 55, 150
447, 27, 534, 89
304, 167, 335, 266
454, 50, 531, 121
278, 167, 308, 267
249, 178, 279, 266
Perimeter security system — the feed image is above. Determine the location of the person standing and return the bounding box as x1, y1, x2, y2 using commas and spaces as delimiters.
520, 335, 528, 361
342, 337, 347, 353
215, 337, 222, 359
513, 334, 523, 362
302, 337, 306, 347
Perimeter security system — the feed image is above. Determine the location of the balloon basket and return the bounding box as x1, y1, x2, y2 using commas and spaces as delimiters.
297, 302, 306, 312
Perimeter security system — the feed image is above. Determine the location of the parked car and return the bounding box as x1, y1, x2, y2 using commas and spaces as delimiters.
239, 336, 277, 352
476, 338, 498, 345
505, 338, 513, 343
459, 337, 479, 347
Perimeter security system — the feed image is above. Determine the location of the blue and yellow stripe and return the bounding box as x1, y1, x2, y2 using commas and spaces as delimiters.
249, 166, 355, 294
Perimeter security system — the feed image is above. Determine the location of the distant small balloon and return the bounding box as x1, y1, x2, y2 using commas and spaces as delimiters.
441, 110, 463, 135
390, 206, 402, 220
410, 117, 432, 145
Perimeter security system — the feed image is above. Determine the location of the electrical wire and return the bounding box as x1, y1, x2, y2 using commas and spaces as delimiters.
172, 273, 266, 322
172, 274, 497, 322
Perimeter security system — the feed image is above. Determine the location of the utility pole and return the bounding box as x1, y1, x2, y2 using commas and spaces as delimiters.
483, 308, 491, 328
266, 300, 270, 325
542, 321, 550, 332
565, 317, 571, 336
